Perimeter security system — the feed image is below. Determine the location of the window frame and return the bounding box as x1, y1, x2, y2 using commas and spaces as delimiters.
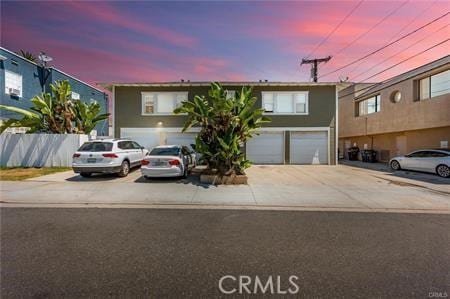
261, 91, 309, 115
4, 70, 23, 98
357, 94, 381, 116
141, 92, 188, 115
417, 69, 450, 100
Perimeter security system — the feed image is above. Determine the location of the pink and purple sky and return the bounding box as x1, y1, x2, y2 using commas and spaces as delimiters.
1, 1, 449, 86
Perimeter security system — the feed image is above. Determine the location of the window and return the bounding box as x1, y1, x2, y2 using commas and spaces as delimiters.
150, 147, 180, 156
131, 142, 142, 149
225, 90, 236, 99
431, 70, 450, 97
78, 142, 113, 152
262, 93, 274, 112
407, 151, 426, 158
71, 91, 80, 100
118, 141, 134, 150
419, 78, 430, 100
358, 95, 381, 116
141, 92, 188, 115
418, 69, 450, 100
4, 70, 22, 97
261, 92, 309, 114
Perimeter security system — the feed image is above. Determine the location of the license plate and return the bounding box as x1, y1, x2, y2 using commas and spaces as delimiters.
152, 161, 166, 167
87, 158, 96, 163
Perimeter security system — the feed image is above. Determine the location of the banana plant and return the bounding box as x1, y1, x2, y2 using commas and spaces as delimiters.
174, 82, 271, 176
0, 80, 109, 134
73, 100, 109, 134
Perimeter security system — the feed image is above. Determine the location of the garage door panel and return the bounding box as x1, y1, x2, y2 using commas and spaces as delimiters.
290, 131, 328, 165
246, 132, 284, 164
120, 128, 160, 150
166, 133, 196, 147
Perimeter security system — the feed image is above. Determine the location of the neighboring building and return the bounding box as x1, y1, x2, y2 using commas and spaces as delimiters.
102, 81, 344, 165
339, 56, 450, 162
0, 47, 109, 135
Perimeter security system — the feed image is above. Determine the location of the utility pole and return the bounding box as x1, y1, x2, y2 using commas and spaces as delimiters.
301, 56, 332, 82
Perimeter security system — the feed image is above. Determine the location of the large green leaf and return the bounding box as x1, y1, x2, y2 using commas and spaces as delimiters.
0, 105, 40, 120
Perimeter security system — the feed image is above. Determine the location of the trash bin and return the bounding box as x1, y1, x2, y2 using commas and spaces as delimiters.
348, 147, 360, 161
361, 150, 377, 163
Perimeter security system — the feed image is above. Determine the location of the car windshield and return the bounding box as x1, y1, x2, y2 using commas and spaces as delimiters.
78, 142, 113, 152
150, 147, 180, 156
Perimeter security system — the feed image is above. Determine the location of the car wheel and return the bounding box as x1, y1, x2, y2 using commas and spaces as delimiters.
118, 160, 130, 177
80, 172, 92, 178
390, 160, 401, 171
436, 164, 450, 178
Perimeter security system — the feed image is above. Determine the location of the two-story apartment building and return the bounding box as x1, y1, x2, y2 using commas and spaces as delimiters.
0, 47, 109, 135
339, 56, 450, 162
103, 82, 342, 165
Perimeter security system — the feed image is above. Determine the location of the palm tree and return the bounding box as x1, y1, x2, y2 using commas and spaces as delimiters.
17, 50, 37, 63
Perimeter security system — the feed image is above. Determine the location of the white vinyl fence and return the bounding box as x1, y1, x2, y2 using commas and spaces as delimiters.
0, 134, 89, 167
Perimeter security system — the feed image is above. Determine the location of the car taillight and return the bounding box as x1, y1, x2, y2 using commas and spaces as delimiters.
102, 153, 118, 158
73, 153, 80, 158
169, 159, 180, 166
141, 159, 150, 165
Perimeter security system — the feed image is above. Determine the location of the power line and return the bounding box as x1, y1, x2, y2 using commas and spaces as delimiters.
359, 39, 449, 82
319, 12, 449, 79
351, 23, 449, 81
345, 0, 437, 78
305, 0, 364, 59
333, 1, 410, 57
338, 41, 449, 99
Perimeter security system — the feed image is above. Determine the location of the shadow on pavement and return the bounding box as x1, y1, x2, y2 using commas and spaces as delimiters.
134, 170, 211, 188
340, 160, 449, 185
65, 167, 141, 182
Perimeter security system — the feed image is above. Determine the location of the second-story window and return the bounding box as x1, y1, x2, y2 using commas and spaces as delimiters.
418, 69, 450, 100
225, 90, 236, 99
262, 92, 308, 114
4, 70, 22, 98
71, 91, 80, 100
358, 95, 381, 116
141, 92, 188, 115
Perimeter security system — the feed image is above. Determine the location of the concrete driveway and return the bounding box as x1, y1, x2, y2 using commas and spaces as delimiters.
1, 165, 449, 213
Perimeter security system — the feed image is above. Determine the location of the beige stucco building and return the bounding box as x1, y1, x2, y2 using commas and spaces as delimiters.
339, 56, 450, 162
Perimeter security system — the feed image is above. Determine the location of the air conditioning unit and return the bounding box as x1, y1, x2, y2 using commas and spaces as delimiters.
9, 88, 20, 96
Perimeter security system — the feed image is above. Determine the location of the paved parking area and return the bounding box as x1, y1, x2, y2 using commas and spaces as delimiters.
0, 165, 449, 213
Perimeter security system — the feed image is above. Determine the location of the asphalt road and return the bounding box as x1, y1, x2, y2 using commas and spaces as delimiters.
1, 208, 449, 298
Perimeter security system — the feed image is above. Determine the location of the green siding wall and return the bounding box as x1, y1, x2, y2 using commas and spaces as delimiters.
114, 84, 337, 164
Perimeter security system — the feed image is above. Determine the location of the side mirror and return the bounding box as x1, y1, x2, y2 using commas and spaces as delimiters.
140, 146, 145, 150
405, 154, 411, 158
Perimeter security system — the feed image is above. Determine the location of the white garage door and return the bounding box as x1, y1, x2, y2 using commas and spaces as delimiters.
166, 132, 196, 147
246, 132, 284, 164
120, 128, 160, 150
290, 131, 328, 164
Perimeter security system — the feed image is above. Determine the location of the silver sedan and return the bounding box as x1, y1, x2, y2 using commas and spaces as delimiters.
389, 149, 450, 178
141, 145, 195, 178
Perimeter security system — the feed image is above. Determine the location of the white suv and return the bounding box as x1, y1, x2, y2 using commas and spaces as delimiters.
72, 139, 148, 177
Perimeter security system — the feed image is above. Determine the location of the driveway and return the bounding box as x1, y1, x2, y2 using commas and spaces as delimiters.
0, 165, 449, 213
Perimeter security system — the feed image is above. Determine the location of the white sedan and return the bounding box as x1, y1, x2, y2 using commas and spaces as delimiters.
389, 149, 450, 178
141, 145, 195, 178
